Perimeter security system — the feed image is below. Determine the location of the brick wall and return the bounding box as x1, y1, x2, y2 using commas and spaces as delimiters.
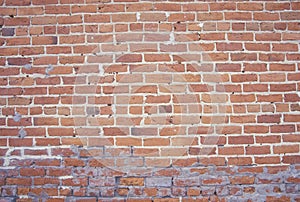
0, 0, 300, 201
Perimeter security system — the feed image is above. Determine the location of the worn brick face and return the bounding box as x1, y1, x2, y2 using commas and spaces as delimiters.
0, 0, 299, 201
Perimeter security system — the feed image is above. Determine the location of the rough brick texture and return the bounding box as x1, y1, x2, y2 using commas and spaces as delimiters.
0, 0, 300, 201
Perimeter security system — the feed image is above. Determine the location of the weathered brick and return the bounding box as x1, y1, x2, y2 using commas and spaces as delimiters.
146, 177, 172, 187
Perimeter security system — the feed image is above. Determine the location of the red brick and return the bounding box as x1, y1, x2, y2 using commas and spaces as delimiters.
146, 95, 171, 103
256, 33, 281, 41
282, 155, 300, 164
45, 5, 70, 14
198, 13, 223, 21
256, 135, 281, 143
273, 145, 299, 154
257, 115, 281, 123
6, 0, 30, 5
266, 3, 290, 10
5, 17, 30, 26
246, 146, 270, 155
255, 157, 281, 164
231, 53, 257, 61
210, 3, 236, 11
219, 146, 244, 155
238, 3, 263, 11
6, 178, 31, 186
32, 36, 57, 45
48, 168, 72, 176
257, 94, 283, 102
284, 115, 300, 122
154, 3, 181, 11
254, 12, 279, 21
230, 176, 255, 185
34, 117, 59, 126
32, 0, 58, 4
216, 43, 243, 51
200, 157, 226, 166
116, 54, 142, 63
9, 138, 33, 147
200, 33, 225, 40
57, 15, 83, 24
84, 14, 110, 23
64, 158, 85, 167
20, 168, 45, 176
60, 35, 85, 44
71, 5, 97, 13
48, 128, 74, 136
245, 43, 270, 51
140, 13, 166, 22
244, 126, 269, 133
8, 58, 31, 66
228, 157, 252, 166
225, 12, 252, 20
116, 137, 142, 146
168, 13, 195, 22
36, 138, 60, 146
112, 13, 136, 22
271, 125, 295, 133
228, 136, 254, 144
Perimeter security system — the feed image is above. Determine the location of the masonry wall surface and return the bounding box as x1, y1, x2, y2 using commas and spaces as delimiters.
0, 0, 299, 201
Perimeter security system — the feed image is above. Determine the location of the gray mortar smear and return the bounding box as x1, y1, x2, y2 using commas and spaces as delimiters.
18, 128, 27, 138
23, 63, 32, 70
13, 112, 21, 122
45, 64, 54, 77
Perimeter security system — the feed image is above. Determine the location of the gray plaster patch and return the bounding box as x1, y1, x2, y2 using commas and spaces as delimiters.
24, 63, 32, 70
18, 128, 27, 138
24, 64, 32, 70
13, 112, 21, 122
87, 107, 100, 116
46, 64, 54, 77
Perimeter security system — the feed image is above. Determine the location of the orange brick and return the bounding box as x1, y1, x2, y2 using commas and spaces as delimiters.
120, 178, 144, 186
